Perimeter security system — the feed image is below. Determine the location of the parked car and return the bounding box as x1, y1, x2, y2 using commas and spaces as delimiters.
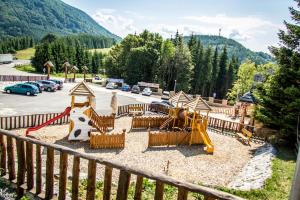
161, 91, 170, 100
121, 84, 130, 91
106, 82, 117, 89
150, 101, 174, 108
94, 75, 101, 80
142, 87, 152, 96
4, 83, 39, 96
131, 85, 140, 94
26, 81, 44, 93
37, 80, 57, 92
48, 79, 63, 90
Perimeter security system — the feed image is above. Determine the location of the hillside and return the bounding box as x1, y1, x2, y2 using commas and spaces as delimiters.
183, 35, 274, 64
0, 0, 121, 41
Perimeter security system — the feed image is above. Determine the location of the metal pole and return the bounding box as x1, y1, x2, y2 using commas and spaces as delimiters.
290, 146, 300, 200
173, 80, 177, 92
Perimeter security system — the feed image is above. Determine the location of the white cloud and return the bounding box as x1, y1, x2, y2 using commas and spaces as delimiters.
92, 10, 282, 53
92, 9, 138, 37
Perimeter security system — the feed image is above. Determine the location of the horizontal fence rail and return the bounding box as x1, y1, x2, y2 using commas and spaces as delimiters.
0, 75, 47, 82
0, 128, 244, 200
0, 112, 69, 130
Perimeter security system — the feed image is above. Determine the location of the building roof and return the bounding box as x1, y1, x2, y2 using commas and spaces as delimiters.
69, 81, 95, 97
169, 91, 191, 105
137, 82, 160, 88
184, 96, 212, 111
44, 61, 54, 67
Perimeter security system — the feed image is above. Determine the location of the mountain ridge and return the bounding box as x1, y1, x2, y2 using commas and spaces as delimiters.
183, 35, 274, 64
0, 0, 121, 41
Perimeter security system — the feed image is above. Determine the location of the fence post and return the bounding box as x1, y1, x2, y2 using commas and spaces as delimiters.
103, 166, 113, 200
72, 156, 80, 200
0, 135, 6, 176
116, 170, 131, 200
16, 140, 26, 199
45, 148, 54, 199
58, 152, 68, 200
134, 176, 143, 200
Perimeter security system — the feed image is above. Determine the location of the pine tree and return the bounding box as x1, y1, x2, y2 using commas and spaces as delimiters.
216, 46, 228, 98
191, 40, 203, 94
226, 56, 235, 91
199, 46, 212, 96
209, 47, 219, 96
255, 1, 300, 143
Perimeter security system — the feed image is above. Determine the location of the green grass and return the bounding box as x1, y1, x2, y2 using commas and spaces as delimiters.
220, 147, 296, 200
15, 48, 35, 60
88, 48, 111, 54
15, 64, 37, 73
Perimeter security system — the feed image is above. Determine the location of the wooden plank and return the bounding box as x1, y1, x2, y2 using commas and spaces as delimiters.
103, 166, 113, 200
45, 148, 55, 199
36, 144, 42, 194
0, 129, 243, 200
72, 156, 80, 200
154, 180, 164, 200
0, 135, 6, 176
16, 140, 26, 198
86, 159, 96, 200
6, 136, 15, 180
116, 170, 131, 200
134, 176, 143, 200
177, 187, 188, 200
58, 152, 68, 200
26, 142, 34, 190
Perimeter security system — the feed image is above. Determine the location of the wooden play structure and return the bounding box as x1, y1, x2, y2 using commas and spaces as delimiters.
148, 91, 214, 153
69, 82, 125, 148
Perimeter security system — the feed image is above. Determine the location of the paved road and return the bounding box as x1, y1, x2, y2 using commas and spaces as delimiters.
0, 60, 34, 75
0, 83, 160, 116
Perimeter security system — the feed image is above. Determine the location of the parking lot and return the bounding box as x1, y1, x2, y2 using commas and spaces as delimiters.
0, 82, 161, 116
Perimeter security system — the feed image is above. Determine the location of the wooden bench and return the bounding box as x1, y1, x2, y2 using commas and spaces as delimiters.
128, 106, 144, 116
236, 128, 252, 145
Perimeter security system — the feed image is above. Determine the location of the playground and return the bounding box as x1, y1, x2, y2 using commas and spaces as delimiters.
9, 82, 264, 188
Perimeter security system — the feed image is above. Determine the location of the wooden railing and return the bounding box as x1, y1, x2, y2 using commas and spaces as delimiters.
0, 129, 244, 200
0, 112, 69, 130
0, 75, 47, 82
90, 108, 115, 133
131, 116, 169, 129
117, 103, 169, 116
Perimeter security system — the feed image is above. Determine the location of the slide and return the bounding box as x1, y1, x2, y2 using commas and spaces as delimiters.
196, 123, 214, 153
26, 107, 71, 136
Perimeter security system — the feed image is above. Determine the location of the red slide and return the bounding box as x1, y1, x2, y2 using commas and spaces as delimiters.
26, 107, 71, 136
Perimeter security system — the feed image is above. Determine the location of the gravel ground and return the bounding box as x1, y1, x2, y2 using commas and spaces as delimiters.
15, 116, 262, 187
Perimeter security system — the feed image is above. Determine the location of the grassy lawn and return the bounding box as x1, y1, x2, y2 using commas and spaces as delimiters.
15, 48, 35, 60
88, 48, 111, 54
220, 147, 296, 200
15, 64, 37, 73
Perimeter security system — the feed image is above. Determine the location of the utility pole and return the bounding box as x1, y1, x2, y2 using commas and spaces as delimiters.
173, 80, 177, 92
219, 28, 222, 36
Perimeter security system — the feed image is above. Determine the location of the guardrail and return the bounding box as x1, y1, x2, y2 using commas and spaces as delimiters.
0, 75, 47, 82
0, 129, 244, 200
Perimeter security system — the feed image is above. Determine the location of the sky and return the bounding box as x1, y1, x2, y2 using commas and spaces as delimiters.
62, 0, 296, 53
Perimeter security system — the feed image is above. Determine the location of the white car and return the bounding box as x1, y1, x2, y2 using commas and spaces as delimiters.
142, 87, 152, 96
106, 82, 117, 89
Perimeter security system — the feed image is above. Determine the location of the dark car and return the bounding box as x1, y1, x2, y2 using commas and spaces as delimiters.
4, 83, 39, 96
26, 81, 44, 93
37, 80, 57, 92
131, 85, 140, 94
49, 79, 63, 90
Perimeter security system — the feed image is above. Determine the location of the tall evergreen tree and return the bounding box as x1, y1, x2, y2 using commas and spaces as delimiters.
199, 46, 212, 96
216, 47, 228, 98
191, 40, 203, 94
255, 1, 300, 143
226, 56, 236, 91
209, 47, 219, 96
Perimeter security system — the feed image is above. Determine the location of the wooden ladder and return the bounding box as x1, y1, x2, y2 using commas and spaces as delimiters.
159, 117, 174, 130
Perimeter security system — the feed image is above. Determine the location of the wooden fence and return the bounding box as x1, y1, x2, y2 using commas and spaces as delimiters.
90, 109, 115, 133
131, 116, 169, 129
148, 131, 190, 147
0, 75, 47, 82
0, 112, 69, 130
0, 129, 244, 200
117, 103, 169, 116
90, 131, 125, 149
